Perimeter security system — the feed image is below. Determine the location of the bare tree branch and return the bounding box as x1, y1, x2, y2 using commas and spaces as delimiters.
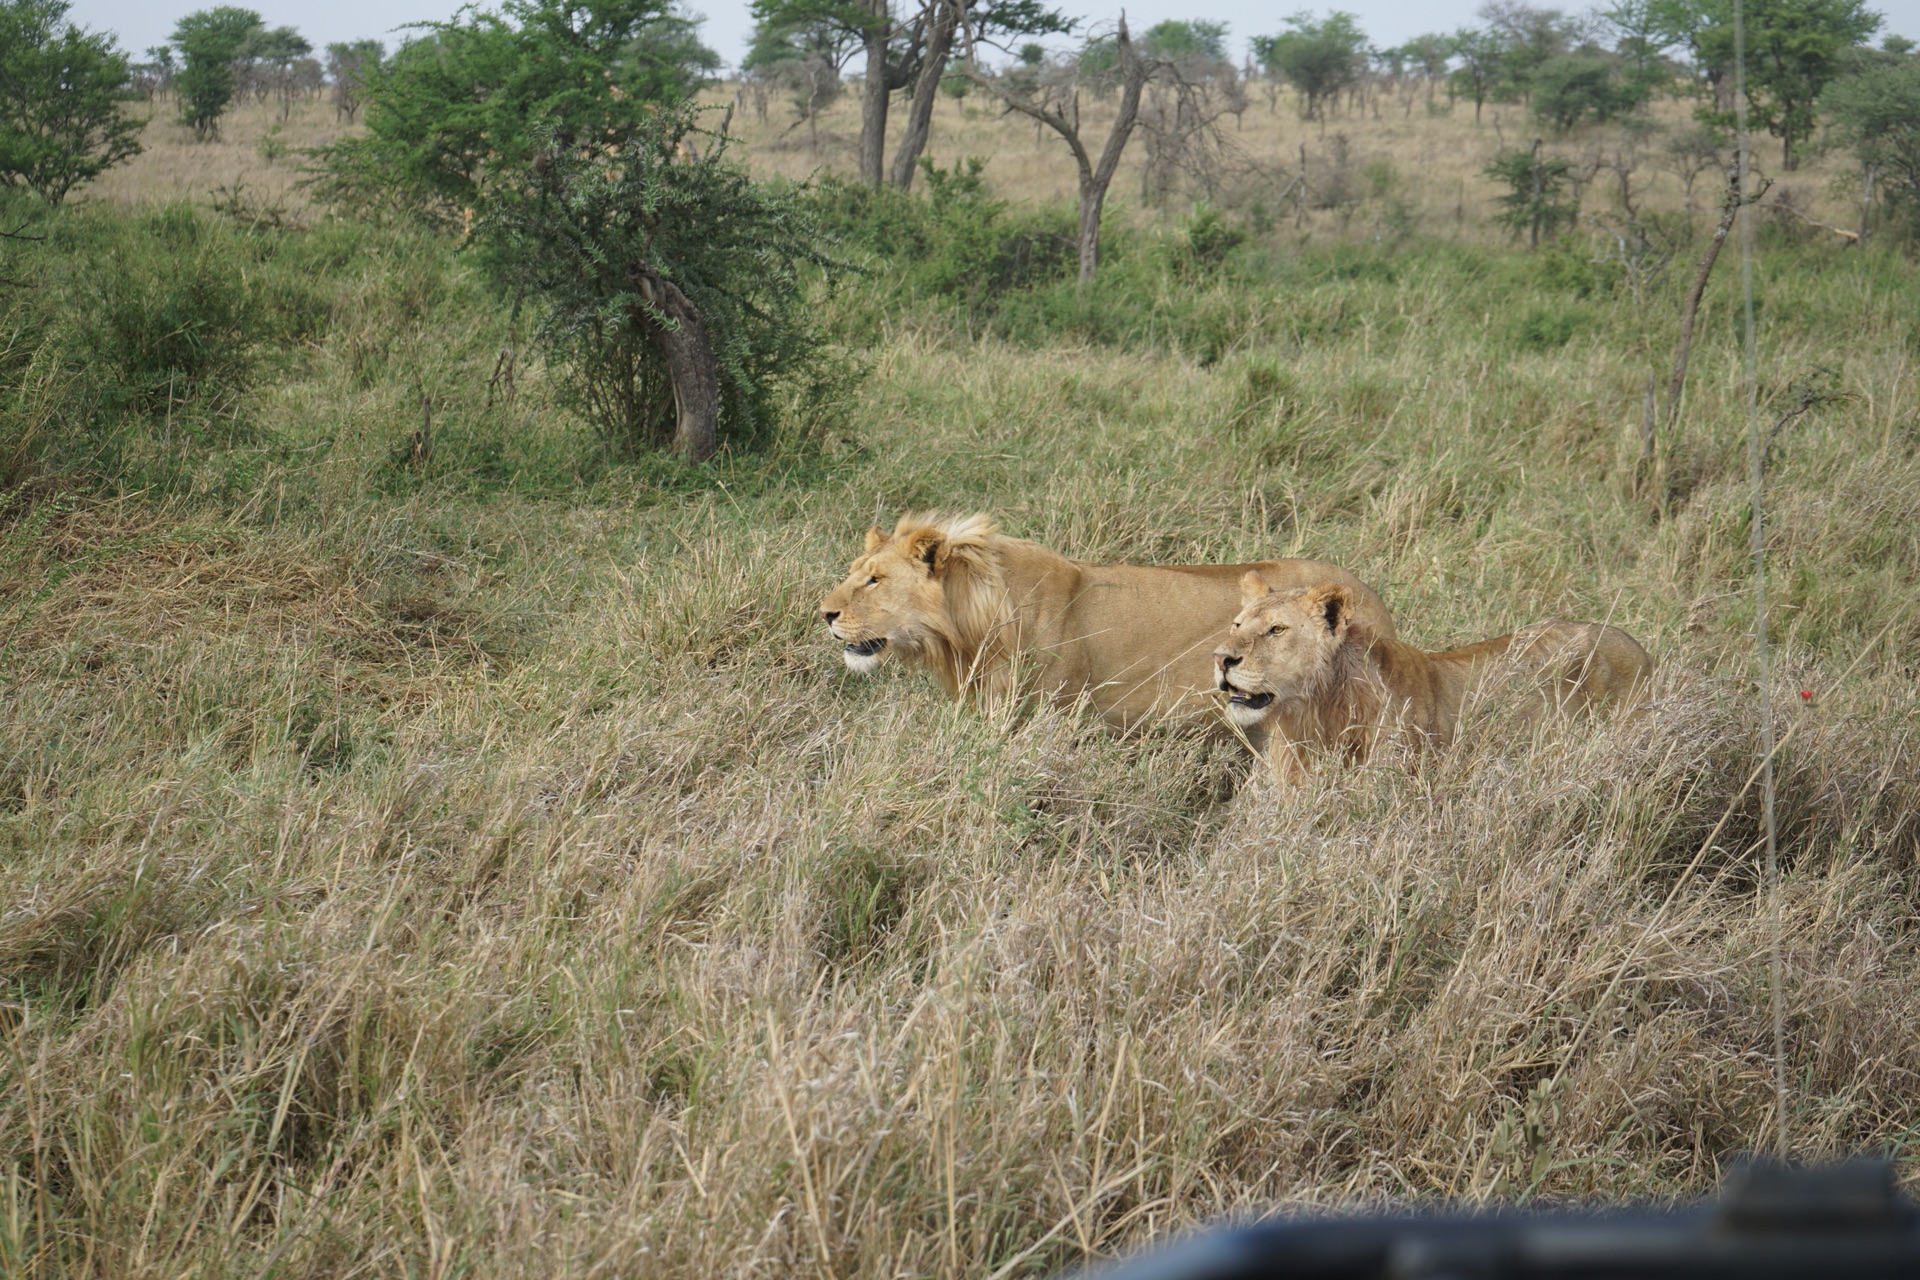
1666, 159, 1772, 434
961, 13, 1154, 283
1765, 197, 1860, 244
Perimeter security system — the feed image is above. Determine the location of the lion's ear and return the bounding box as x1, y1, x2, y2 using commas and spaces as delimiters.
903, 527, 944, 574
1305, 583, 1352, 634
1239, 570, 1271, 605
863, 525, 888, 554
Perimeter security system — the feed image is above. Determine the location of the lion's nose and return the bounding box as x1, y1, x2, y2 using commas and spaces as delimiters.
822, 610, 840, 626
1214, 652, 1239, 670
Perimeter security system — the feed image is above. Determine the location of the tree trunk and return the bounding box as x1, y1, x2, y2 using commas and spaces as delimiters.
1858, 162, 1877, 249
890, 0, 958, 190
962, 15, 1152, 287
1077, 22, 1150, 284
859, 0, 891, 188
1076, 185, 1106, 284
629, 263, 719, 463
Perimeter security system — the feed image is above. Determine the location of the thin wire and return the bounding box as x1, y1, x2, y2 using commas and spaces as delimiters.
1731, 0, 1790, 1161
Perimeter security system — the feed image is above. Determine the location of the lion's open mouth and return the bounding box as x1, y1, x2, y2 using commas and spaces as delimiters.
1224, 688, 1274, 711
845, 638, 888, 659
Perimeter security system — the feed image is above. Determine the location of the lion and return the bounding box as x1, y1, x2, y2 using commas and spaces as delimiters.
819, 513, 1396, 734
1214, 573, 1653, 776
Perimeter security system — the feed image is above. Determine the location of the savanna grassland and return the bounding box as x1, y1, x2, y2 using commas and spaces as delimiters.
2, 79, 1919, 1279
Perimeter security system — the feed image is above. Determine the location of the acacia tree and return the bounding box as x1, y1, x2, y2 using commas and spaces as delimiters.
1478, 0, 1582, 100
742, 16, 854, 139
246, 24, 310, 120
1136, 21, 1241, 202
1450, 25, 1509, 120
1825, 56, 1920, 242
1531, 52, 1640, 129
0, 0, 144, 204
478, 107, 842, 461
1252, 10, 1367, 121
749, 0, 1069, 190
962, 14, 1153, 283
746, 0, 896, 186
325, 39, 382, 122
1486, 139, 1577, 244
316, 0, 718, 222
1688, 0, 1880, 169
888, 0, 960, 188
168, 6, 262, 140
319, 4, 834, 463
1602, 0, 1678, 97
1404, 32, 1454, 109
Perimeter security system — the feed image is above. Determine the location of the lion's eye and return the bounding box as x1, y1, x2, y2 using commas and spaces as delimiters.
1268, 625, 1287, 636
866, 576, 879, 586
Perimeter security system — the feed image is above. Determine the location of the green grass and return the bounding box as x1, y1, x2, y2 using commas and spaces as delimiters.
1, 188, 1918, 1277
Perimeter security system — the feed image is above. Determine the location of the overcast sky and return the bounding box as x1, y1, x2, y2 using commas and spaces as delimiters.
70, 0, 1920, 71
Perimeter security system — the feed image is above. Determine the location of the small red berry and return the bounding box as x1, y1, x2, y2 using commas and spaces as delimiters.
1799, 690, 1813, 700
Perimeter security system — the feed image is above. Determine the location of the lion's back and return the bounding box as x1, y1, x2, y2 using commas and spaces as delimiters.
1508, 619, 1655, 709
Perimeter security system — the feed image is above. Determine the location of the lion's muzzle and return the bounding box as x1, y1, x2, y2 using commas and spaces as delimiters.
823, 608, 890, 673
1214, 652, 1275, 713
1219, 676, 1275, 726
836, 633, 888, 673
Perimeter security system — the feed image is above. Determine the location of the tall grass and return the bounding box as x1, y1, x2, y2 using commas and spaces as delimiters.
1, 153, 1918, 1277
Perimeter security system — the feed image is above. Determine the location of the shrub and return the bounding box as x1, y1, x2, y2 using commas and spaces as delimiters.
1486, 145, 1578, 247
59, 206, 261, 425
809, 158, 1079, 318
475, 105, 849, 458
1177, 203, 1247, 277
0, 203, 267, 498
1510, 304, 1581, 350
1530, 53, 1642, 132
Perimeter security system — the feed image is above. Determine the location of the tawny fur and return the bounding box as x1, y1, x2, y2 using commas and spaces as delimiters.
820, 513, 1396, 733
1214, 575, 1653, 777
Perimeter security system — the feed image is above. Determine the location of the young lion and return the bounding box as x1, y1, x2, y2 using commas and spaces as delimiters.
819, 513, 1396, 734
1214, 573, 1653, 776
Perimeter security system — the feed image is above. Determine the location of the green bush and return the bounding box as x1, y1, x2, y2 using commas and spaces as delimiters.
57, 205, 261, 425
812, 176, 1451, 363
168, 7, 262, 141
1176, 203, 1247, 278
1530, 53, 1642, 132
476, 106, 850, 456
1485, 146, 1578, 246
810, 158, 1079, 317
1509, 304, 1582, 350
0, 198, 328, 492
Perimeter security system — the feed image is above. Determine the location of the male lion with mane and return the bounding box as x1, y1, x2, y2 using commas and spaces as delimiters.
1214, 572, 1652, 778
820, 513, 1395, 735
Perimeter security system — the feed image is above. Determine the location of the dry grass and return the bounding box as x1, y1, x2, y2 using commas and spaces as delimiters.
6, 78, 1920, 1279
82, 94, 355, 217
723, 80, 1870, 239
89, 80, 1872, 241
